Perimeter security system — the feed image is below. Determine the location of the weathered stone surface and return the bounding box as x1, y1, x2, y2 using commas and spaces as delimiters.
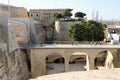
29, 9, 65, 27
30, 68, 120, 80
0, 43, 30, 80
34, 22, 54, 43
55, 21, 81, 41
9, 20, 27, 44
0, 25, 30, 80
0, 4, 28, 18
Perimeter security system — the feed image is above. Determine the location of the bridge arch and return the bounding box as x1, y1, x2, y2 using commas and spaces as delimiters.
45, 53, 65, 74
95, 50, 117, 59
69, 52, 89, 71
44, 51, 66, 60
94, 50, 117, 69
46, 53, 64, 63
94, 50, 107, 69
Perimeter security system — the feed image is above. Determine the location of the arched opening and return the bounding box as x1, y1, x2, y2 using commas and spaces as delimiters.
46, 53, 65, 74
94, 51, 107, 69
69, 52, 89, 71
36, 14, 38, 17
31, 14, 33, 17
95, 50, 117, 69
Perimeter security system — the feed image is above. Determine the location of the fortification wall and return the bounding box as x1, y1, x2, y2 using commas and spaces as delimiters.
55, 21, 81, 41
9, 20, 27, 44
0, 4, 28, 18
0, 43, 30, 80
34, 22, 54, 43
0, 18, 30, 80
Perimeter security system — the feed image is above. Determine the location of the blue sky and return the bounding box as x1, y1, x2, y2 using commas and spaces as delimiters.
1, 0, 120, 20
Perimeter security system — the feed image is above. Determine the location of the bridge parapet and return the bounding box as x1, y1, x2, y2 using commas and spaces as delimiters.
20, 43, 120, 49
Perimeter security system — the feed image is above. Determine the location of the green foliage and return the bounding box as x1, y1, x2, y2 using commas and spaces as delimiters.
75, 12, 86, 18
54, 9, 73, 21
63, 9, 73, 18
54, 13, 63, 20
69, 20, 106, 41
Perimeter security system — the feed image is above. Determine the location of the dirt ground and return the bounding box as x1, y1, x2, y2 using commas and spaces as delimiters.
46, 63, 86, 74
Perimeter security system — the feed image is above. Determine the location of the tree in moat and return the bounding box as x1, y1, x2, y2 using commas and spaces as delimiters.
69, 20, 106, 41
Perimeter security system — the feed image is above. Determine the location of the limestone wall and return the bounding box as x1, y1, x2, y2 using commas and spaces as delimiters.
0, 18, 30, 80
34, 23, 46, 43
9, 20, 27, 44
0, 43, 30, 80
10, 18, 38, 44
0, 26, 3, 41
55, 21, 81, 41
29, 9, 65, 27
0, 4, 28, 18
34, 22, 54, 43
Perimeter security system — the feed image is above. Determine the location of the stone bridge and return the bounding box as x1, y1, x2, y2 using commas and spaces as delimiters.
24, 44, 120, 78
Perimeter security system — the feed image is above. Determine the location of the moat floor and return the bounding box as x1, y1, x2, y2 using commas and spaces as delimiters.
47, 62, 104, 74
47, 63, 86, 74
30, 68, 120, 80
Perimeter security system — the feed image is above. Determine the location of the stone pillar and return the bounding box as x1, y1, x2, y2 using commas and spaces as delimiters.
31, 49, 41, 78
31, 60, 41, 78
89, 57, 95, 70
117, 49, 120, 67
41, 60, 46, 75
86, 55, 90, 71
64, 57, 69, 72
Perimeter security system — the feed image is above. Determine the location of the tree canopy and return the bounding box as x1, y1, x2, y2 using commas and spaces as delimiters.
54, 13, 63, 20
69, 20, 106, 41
54, 9, 73, 21
63, 9, 73, 18
75, 12, 86, 19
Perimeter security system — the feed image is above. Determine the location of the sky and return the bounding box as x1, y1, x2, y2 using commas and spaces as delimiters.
0, 0, 120, 20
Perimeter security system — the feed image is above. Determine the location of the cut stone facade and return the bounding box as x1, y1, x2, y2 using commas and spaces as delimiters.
0, 4, 28, 18
29, 9, 66, 26
9, 20, 27, 44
